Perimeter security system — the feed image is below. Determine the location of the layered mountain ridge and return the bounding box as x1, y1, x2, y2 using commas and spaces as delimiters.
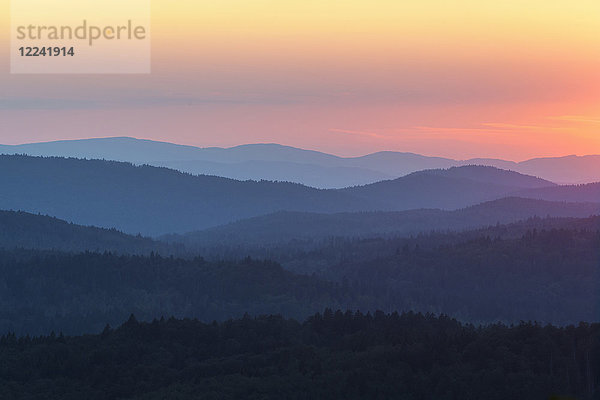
2, 137, 600, 187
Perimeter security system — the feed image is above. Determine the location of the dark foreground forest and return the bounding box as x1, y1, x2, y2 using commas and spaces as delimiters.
1, 199, 599, 399
0, 311, 598, 400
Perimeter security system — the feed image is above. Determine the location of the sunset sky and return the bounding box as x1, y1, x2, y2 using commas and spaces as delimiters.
0, 0, 598, 160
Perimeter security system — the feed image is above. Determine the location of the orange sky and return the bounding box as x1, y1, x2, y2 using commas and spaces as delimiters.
0, 0, 598, 159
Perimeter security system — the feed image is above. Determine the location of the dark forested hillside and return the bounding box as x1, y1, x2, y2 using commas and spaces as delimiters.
300, 227, 600, 324
167, 197, 600, 247
517, 182, 600, 203
189, 215, 600, 262
1, 219, 598, 335
0, 155, 578, 236
0, 312, 597, 400
177, 218, 600, 326
0, 250, 356, 335
0, 210, 173, 254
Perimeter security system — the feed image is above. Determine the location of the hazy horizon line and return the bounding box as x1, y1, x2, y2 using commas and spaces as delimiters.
1, 135, 598, 163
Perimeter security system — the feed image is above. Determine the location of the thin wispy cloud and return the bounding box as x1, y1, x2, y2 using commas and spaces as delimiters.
0, 94, 302, 111
412, 126, 514, 134
480, 123, 569, 131
549, 115, 600, 124
328, 128, 390, 139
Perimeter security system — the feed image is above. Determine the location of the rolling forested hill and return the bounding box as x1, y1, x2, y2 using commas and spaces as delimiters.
0, 155, 367, 235
0, 155, 577, 236
0, 210, 173, 254
1, 216, 598, 335
168, 197, 600, 247
516, 182, 600, 203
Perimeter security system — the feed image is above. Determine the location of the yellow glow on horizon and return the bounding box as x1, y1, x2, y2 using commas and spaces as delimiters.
0, 0, 598, 157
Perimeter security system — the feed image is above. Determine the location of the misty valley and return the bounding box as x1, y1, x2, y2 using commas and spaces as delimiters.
0, 144, 598, 399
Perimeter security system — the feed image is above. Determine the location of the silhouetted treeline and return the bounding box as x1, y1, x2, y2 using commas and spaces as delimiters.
0, 311, 598, 399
